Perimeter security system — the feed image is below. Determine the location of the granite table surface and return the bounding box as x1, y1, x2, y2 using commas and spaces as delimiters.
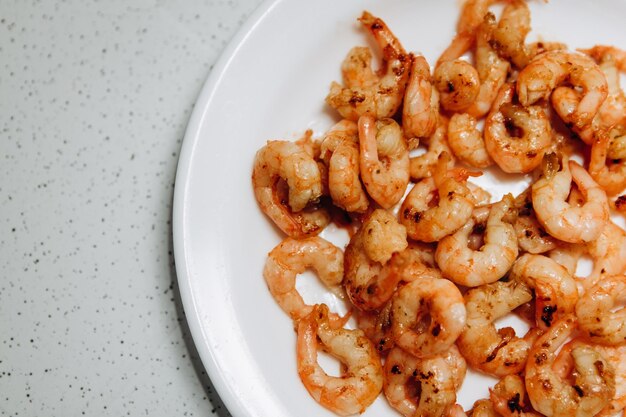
1, 0, 264, 415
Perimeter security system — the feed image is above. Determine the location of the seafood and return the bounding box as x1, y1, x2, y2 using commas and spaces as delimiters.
525, 316, 615, 417
403, 55, 439, 143
448, 113, 493, 168
457, 280, 541, 376
409, 116, 455, 180
326, 11, 410, 120
297, 304, 383, 416
517, 51, 608, 129
358, 115, 410, 209
390, 276, 466, 358
575, 275, 626, 346
434, 60, 481, 112
401, 153, 477, 242
513, 188, 558, 254
264, 237, 346, 324
435, 195, 518, 287
253, 140, 329, 238
532, 154, 609, 243
484, 84, 552, 174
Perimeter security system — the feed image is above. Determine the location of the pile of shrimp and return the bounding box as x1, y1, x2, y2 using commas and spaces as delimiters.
252, 1, 626, 416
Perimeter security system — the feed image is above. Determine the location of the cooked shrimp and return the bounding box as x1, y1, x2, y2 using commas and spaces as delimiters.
526, 41, 567, 61
264, 237, 347, 324
358, 115, 410, 209
589, 128, 626, 196
401, 153, 477, 242
435, 195, 518, 287
344, 209, 407, 311
403, 55, 439, 144
608, 126, 626, 160
548, 242, 584, 277
517, 51, 608, 129
409, 116, 455, 180
584, 220, 626, 290
319, 120, 370, 213
593, 344, 626, 417
297, 304, 383, 416
580, 45, 626, 71
253, 140, 329, 238
437, 0, 499, 66
513, 187, 558, 254
575, 275, 626, 346
489, 0, 531, 68
384, 346, 464, 417
448, 113, 494, 168
532, 155, 609, 243
490, 374, 542, 417
434, 60, 481, 112
468, 182, 492, 205
355, 301, 394, 354
484, 83, 552, 174
466, 400, 499, 417
525, 316, 615, 417
457, 280, 542, 376
326, 11, 410, 120
509, 253, 578, 329
390, 276, 466, 358
466, 12, 510, 119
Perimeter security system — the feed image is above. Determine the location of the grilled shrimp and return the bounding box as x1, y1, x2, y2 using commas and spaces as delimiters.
513, 187, 558, 254
575, 275, 626, 346
484, 84, 552, 174
435, 194, 518, 287
448, 113, 494, 169
320, 120, 369, 213
532, 154, 609, 243
457, 280, 542, 376
525, 316, 615, 417
344, 209, 407, 311
509, 253, 578, 330
253, 140, 329, 238
517, 51, 608, 129
326, 11, 411, 120
384, 346, 465, 417
401, 153, 477, 242
297, 304, 383, 416
403, 55, 439, 143
409, 116, 455, 180
391, 276, 466, 358
264, 237, 347, 325
358, 115, 410, 209
434, 60, 481, 113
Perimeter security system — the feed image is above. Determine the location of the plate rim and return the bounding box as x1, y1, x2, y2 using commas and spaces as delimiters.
172, 0, 281, 415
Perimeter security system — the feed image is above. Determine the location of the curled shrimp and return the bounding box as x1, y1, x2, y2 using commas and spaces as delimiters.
575, 275, 626, 346
490, 374, 542, 417
488, 0, 531, 69
580, 45, 626, 71
319, 120, 369, 214
435, 194, 518, 287
509, 253, 578, 330
584, 220, 626, 290
532, 154, 609, 243
484, 83, 552, 174
434, 60, 481, 112
409, 116, 455, 180
296, 304, 383, 416
390, 276, 466, 358
513, 187, 558, 254
448, 113, 494, 168
466, 12, 510, 119
593, 344, 626, 417
517, 51, 608, 129
263, 237, 347, 325
344, 209, 408, 311
403, 55, 439, 144
326, 11, 410, 121
589, 129, 626, 196
358, 115, 410, 209
252, 140, 329, 238
457, 280, 542, 377
400, 153, 477, 243
383, 346, 466, 417
355, 301, 394, 354
525, 316, 615, 417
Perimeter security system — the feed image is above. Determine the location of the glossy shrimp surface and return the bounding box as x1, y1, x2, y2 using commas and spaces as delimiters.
297, 304, 383, 416
326, 11, 410, 121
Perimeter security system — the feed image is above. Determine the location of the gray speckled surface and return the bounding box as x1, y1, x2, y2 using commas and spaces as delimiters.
0, 0, 263, 415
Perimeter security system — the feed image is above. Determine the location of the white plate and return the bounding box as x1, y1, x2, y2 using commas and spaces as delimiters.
173, 1, 626, 416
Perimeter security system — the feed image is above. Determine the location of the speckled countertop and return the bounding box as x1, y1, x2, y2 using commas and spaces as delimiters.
0, 0, 263, 415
